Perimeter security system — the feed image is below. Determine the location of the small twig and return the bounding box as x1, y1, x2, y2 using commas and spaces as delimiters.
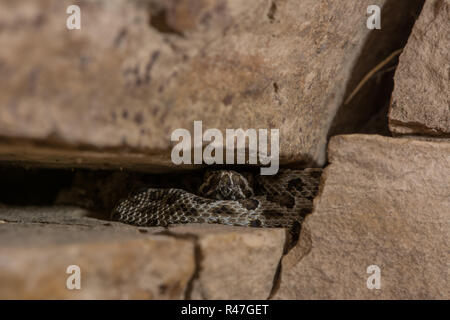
344, 48, 403, 105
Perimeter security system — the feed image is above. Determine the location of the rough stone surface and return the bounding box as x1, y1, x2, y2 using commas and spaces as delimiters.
0, 205, 286, 299
0, 205, 194, 299
170, 224, 286, 300
0, 0, 424, 170
274, 135, 450, 299
389, 0, 450, 136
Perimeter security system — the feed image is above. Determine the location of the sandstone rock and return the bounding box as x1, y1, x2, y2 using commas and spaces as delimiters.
0, 206, 287, 299
0, 205, 195, 299
170, 224, 286, 299
0, 0, 424, 170
389, 0, 450, 136
274, 135, 450, 299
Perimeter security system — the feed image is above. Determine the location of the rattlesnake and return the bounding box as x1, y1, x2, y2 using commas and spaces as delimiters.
111, 169, 321, 228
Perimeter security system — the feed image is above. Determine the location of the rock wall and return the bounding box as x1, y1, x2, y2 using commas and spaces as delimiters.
0, 0, 424, 170
0, 0, 448, 300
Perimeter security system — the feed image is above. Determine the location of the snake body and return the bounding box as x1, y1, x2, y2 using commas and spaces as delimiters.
111, 169, 321, 228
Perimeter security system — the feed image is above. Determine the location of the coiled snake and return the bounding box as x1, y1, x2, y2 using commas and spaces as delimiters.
111, 169, 321, 228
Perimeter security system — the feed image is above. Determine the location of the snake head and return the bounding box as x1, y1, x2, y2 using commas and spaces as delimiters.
199, 170, 254, 200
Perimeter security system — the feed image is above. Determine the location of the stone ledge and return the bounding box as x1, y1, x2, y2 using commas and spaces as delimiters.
0, 205, 285, 299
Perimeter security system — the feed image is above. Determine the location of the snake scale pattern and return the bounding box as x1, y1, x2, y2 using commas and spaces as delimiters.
111, 169, 322, 228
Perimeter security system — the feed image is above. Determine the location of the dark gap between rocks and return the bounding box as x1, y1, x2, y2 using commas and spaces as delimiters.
0, 164, 300, 223
0, 165, 206, 219
328, 0, 425, 138
0, 164, 314, 300
0, 167, 73, 206
0, 165, 312, 246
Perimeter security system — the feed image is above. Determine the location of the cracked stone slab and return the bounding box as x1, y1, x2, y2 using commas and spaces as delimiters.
170, 224, 286, 300
0, 0, 424, 170
0, 205, 195, 299
389, 0, 450, 136
273, 134, 450, 299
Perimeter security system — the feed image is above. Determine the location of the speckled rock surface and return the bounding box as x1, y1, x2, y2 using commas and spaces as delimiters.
389, 0, 450, 136
170, 224, 286, 300
0, 205, 194, 299
0, 205, 286, 299
0, 0, 424, 170
273, 135, 450, 299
